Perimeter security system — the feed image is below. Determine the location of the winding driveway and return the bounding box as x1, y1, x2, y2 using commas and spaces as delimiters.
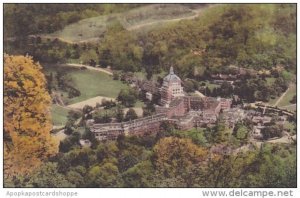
65, 63, 113, 75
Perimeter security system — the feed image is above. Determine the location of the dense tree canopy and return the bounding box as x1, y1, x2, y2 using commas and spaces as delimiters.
4, 54, 58, 179
4, 131, 296, 187
5, 4, 296, 77
152, 137, 208, 187
124, 108, 138, 121
117, 88, 138, 107
4, 4, 142, 37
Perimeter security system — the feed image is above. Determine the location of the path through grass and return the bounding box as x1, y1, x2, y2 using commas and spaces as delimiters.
277, 84, 296, 107
46, 4, 211, 43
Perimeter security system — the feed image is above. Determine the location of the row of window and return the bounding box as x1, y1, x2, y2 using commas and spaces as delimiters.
172, 88, 182, 94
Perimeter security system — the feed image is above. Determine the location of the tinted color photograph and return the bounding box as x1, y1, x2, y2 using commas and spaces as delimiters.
3, 3, 296, 188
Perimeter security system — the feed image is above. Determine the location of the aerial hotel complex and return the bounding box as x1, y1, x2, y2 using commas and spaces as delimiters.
88, 67, 235, 141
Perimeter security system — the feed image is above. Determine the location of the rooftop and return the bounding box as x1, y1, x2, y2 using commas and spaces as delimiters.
163, 66, 181, 82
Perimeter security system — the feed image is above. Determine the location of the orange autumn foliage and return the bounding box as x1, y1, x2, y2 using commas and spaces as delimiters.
4, 54, 58, 178
153, 137, 208, 177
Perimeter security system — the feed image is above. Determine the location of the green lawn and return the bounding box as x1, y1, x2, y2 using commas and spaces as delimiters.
277, 84, 296, 107
268, 96, 279, 106
51, 104, 69, 126
198, 81, 220, 91
67, 69, 129, 104
134, 100, 145, 108
43, 64, 129, 105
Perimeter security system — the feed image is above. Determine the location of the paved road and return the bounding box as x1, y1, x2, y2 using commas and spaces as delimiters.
67, 96, 116, 109
127, 15, 198, 31
65, 63, 113, 75
266, 133, 296, 144
127, 5, 217, 31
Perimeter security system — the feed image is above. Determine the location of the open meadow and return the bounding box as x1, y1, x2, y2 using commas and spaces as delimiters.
46, 4, 209, 43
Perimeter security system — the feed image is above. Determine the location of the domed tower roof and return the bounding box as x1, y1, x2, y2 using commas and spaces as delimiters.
163, 66, 181, 82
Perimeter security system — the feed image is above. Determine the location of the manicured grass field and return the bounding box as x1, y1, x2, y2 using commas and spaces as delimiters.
43, 64, 129, 105
51, 104, 69, 126
67, 69, 129, 104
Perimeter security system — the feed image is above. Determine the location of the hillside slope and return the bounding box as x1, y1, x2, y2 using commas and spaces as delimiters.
46, 4, 212, 43
4, 4, 296, 77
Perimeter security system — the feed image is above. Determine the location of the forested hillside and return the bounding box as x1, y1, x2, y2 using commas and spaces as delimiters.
5, 131, 296, 187
97, 4, 296, 77
4, 4, 296, 78
4, 4, 141, 38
